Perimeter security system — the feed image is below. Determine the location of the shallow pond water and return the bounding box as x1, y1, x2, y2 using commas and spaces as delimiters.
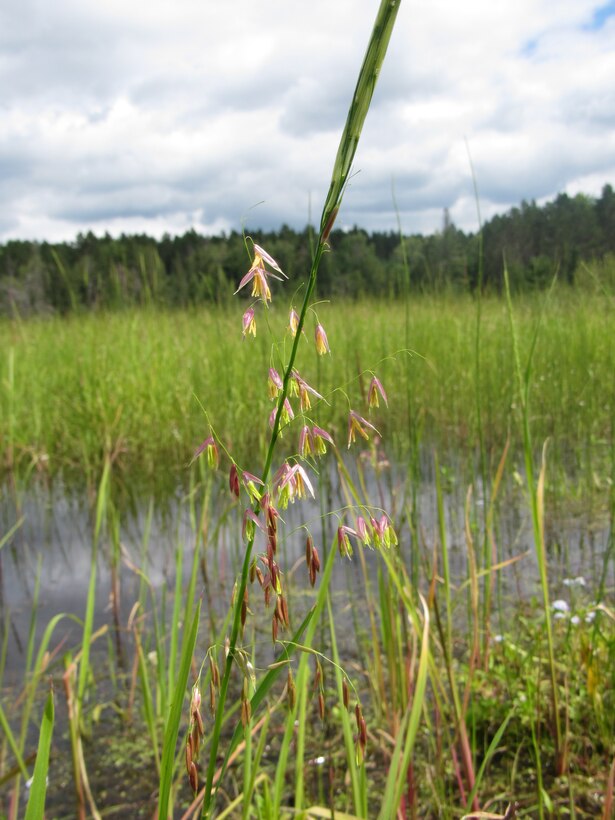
2, 459, 611, 686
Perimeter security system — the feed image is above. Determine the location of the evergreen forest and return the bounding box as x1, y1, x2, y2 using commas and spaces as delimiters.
1, 184, 614, 315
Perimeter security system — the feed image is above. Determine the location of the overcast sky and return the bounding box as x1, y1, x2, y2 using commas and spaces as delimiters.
1, 0, 614, 243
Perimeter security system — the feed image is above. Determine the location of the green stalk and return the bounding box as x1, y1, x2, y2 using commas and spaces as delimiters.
378, 594, 430, 819
504, 267, 563, 773
327, 595, 366, 817
158, 599, 201, 820
200, 2, 401, 814
24, 688, 54, 820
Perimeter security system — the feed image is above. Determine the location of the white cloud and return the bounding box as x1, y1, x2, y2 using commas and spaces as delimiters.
0, 0, 614, 241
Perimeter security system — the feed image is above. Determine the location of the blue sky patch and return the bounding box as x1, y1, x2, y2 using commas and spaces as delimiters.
585, 1, 615, 30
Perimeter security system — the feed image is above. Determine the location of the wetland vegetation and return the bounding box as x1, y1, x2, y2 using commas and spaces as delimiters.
1, 2, 614, 817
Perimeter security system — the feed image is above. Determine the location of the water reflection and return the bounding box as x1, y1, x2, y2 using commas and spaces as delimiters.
1, 463, 611, 685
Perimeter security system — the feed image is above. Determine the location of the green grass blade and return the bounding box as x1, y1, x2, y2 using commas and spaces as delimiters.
378, 594, 430, 819
78, 458, 110, 705
0, 516, 24, 551
158, 598, 201, 820
24, 688, 54, 820
464, 709, 514, 812
327, 594, 365, 817
271, 539, 338, 816
320, 0, 402, 234
0, 699, 29, 780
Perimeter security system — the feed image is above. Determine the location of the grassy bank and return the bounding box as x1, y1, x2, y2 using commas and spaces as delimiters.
1, 289, 613, 504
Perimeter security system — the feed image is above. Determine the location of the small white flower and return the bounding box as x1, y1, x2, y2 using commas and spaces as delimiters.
552, 599, 569, 613
315, 755, 326, 765
563, 576, 586, 587
494, 634, 504, 643
554, 612, 567, 620
585, 610, 596, 623
571, 615, 581, 625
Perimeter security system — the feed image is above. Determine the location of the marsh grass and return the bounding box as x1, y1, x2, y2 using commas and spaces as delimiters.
0, 288, 613, 507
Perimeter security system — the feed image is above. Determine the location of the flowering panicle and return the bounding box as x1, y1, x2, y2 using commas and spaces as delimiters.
337, 524, 357, 558
289, 307, 300, 337
292, 370, 325, 411
196, 195, 397, 802
279, 462, 315, 504
193, 435, 219, 469
242, 307, 256, 338
269, 398, 294, 432
242, 508, 265, 542
368, 376, 388, 408
242, 470, 264, 503
234, 243, 287, 305
315, 323, 330, 355
299, 425, 313, 457
347, 411, 379, 448
356, 516, 372, 546
370, 514, 398, 548
312, 426, 334, 456
268, 368, 283, 400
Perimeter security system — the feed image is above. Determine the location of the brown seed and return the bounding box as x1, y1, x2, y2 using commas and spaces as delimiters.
185, 739, 192, 774
194, 708, 205, 737
315, 660, 323, 689
191, 723, 200, 758
241, 696, 252, 727
275, 595, 284, 623
267, 504, 278, 533
306, 534, 313, 565
311, 545, 320, 572
281, 595, 290, 627
342, 678, 350, 710
189, 761, 198, 792
249, 561, 256, 583
271, 561, 279, 590
318, 691, 325, 720
272, 614, 278, 643
359, 716, 367, 747
255, 566, 264, 587
229, 463, 240, 498
209, 679, 216, 715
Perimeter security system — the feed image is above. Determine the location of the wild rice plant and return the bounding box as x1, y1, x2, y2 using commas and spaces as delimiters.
152, 2, 407, 817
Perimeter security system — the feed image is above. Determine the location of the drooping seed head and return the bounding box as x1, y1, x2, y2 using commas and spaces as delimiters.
315, 323, 330, 355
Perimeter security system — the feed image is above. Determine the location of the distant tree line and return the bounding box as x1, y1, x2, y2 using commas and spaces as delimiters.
1, 184, 614, 315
